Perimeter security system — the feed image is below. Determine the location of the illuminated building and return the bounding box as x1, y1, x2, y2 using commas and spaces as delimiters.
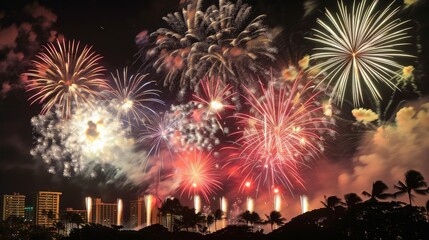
89, 198, 122, 226
35, 191, 62, 227
130, 197, 145, 228
2, 193, 25, 220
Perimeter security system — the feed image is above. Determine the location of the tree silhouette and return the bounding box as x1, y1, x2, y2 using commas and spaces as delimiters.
239, 210, 261, 231
206, 214, 214, 232
159, 198, 182, 231
70, 213, 84, 229
426, 199, 429, 219
362, 180, 392, 201
264, 211, 286, 231
321, 195, 345, 210
55, 221, 65, 235
344, 193, 362, 208
394, 170, 428, 206
214, 209, 223, 231
174, 206, 205, 232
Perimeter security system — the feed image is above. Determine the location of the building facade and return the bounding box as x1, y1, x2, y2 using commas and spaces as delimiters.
2, 193, 25, 220
89, 198, 122, 227
129, 197, 145, 228
35, 191, 62, 227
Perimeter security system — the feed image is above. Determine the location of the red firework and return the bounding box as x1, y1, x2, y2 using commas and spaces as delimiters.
174, 149, 223, 202
229, 74, 330, 193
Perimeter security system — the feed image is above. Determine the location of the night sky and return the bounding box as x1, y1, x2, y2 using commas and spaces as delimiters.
1, 0, 429, 223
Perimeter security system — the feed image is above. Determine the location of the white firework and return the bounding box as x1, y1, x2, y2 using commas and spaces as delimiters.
31, 102, 137, 179
307, 0, 413, 106
108, 67, 164, 126
168, 101, 223, 152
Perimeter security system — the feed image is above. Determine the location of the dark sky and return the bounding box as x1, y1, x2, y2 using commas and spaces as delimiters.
1, 0, 429, 223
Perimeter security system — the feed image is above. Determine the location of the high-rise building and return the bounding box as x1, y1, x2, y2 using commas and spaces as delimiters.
129, 197, 145, 229
89, 198, 122, 226
35, 191, 62, 227
2, 193, 25, 220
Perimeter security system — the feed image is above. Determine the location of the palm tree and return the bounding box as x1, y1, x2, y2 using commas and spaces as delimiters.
70, 213, 84, 229
344, 193, 362, 208
239, 210, 253, 225
206, 214, 214, 232
239, 210, 261, 230
54, 221, 65, 235
394, 170, 428, 206
264, 211, 286, 231
213, 209, 223, 231
362, 180, 392, 201
159, 197, 182, 231
321, 195, 345, 210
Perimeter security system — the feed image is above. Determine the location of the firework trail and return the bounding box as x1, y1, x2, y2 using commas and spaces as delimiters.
26, 39, 109, 118
307, 0, 413, 106
173, 149, 223, 202
108, 67, 164, 126
228, 75, 331, 194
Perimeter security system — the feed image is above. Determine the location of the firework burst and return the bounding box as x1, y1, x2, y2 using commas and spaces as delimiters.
108, 67, 164, 125
167, 101, 223, 152
147, 0, 209, 94
229, 76, 331, 193
191, 0, 277, 91
31, 101, 136, 179
307, 0, 413, 106
26, 39, 109, 118
142, 0, 277, 99
174, 149, 222, 202
192, 76, 235, 119
138, 113, 179, 166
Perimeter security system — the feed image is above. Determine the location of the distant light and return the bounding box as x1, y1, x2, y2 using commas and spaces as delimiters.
274, 188, 279, 194
210, 100, 224, 111
245, 181, 251, 188
192, 182, 197, 188
121, 99, 133, 111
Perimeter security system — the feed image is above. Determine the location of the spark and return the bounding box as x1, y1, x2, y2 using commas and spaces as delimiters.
307, 0, 413, 106
167, 101, 223, 152
193, 76, 235, 119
